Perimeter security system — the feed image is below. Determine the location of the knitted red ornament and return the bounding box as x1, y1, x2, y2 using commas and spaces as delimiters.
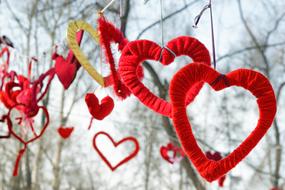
169, 63, 276, 182
160, 142, 185, 164
93, 131, 139, 171
85, 93, 114, 120
97, 17, 144, 99
52, 30, 84, 89
118, 36, 210, 117
57, 126, 74, 139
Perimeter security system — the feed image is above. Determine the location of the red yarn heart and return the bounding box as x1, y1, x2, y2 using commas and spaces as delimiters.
118, 36, 211, 117
93, 131, 139, 171
8, 105, 50, 176
57, 126, 74, 139
169, 63, 276, 182
160, 143, 185, 164
98, 17, 144, 99
85, 93, 114, 120
0, 115, 12, 138
52, 31, 84, 89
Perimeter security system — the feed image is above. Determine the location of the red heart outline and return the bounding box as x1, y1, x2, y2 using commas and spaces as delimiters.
118, 36, 211, 117
169, 63, 276, 182
98, 16, 144, 99
93, 131, 139, 171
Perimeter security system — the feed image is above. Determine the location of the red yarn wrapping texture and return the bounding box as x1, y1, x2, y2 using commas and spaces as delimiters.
98, 17, 143, 99
206, 151, 226, 187
118, 36, 211, 117
169, 63, 276, 182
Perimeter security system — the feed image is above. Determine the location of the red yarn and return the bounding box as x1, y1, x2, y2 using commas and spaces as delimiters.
118, 36, 211, 117
160, 142, 185, 164
93, 131, 139, 171
57, 126, 74, 139
85, 93, 114, 121
169, 63, 276, 182
9, 105, 50, 176
206, 151, 226, 187
97, 17, 144, 99
52, 30, 84, 89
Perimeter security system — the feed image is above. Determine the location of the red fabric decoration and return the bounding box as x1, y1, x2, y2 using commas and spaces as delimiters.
169, 63, 276, 182
160, 142, 185, 164
57, 126, 74, 139
52, 30, 84, 89
206, 151, 226, 187
98, 17, 144, 99
118, 36, 211, 117
93, 131, 139, 171
8, 105, 50, 176
0, 115, 12, 138
85, 93, 114, 121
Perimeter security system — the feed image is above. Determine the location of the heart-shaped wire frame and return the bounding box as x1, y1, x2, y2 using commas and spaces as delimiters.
67, 20, 105, 86
93, 131, 139, 171
8, 104, 50, 176
169, 63, 276, 182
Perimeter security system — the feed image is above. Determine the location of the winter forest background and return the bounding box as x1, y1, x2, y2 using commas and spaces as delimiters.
0, 0, 285, 190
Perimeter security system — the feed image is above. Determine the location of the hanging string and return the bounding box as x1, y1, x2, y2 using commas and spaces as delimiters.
193, 0, 217, 69
160, 0, 164, 47
99, 0, 117, 14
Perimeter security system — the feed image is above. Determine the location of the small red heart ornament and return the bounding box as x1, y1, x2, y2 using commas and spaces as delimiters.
118, 36, 211, 117
169, 63, 276, 182
93, 131, 139, 171
160, 143, 185, 164
85, 93, 114, 120
57, 126, 74, 139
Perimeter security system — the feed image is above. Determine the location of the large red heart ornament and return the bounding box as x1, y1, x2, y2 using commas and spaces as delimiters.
93, 131, 139, 171
118, 36, 211, 117
169, 63, 276, 182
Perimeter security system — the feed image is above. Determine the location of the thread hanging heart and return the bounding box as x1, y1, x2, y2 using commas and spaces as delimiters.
169, 63, 276, 182
160, 143, 185, 164
85, 93, 114, 120
53, 30, 84, 89
118, 36, 211, 117
57, 126, 74, 139
93, 131, 139, 171
97, 16, 144, 99
67, 20, 105, 86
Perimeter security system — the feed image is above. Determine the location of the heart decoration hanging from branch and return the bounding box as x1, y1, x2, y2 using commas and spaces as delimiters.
57, 126, 74, 139
85, 93, 114, 121
160, 142, 185, 164
118, 36, 211, 117
52, 30, 84, 89
93, 131, 139, 171
169, 63, 276, 182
